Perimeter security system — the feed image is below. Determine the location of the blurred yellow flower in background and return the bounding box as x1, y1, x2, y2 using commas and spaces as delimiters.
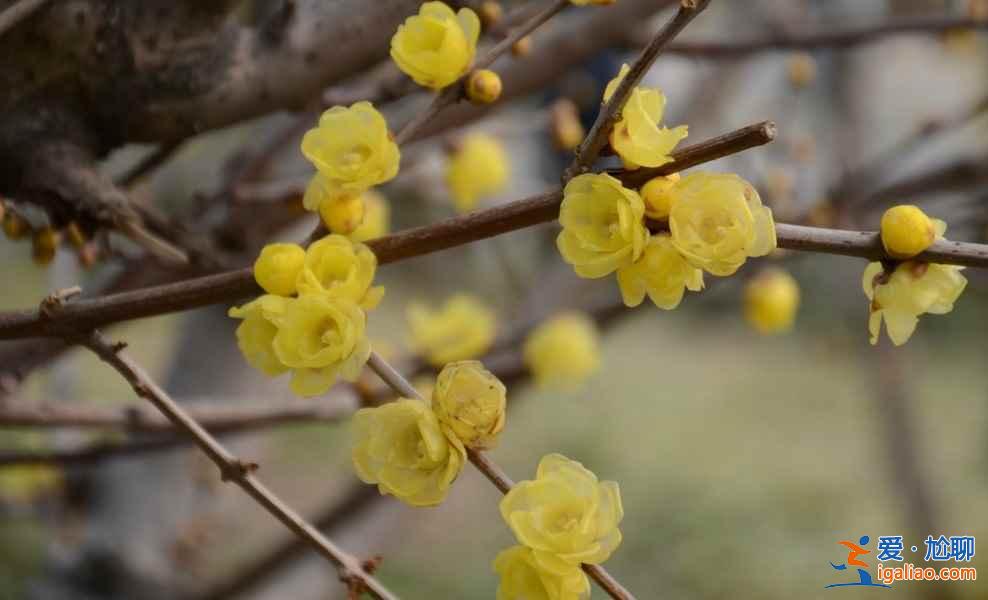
616, 234, 703, 309
352, 399, 466, 506
432, 361, 506, 449
408, 294, 496, 366
863, 261, 967, 346
391, 1, 480, 89
743, 268, 800, 334
445, 133, 510, 213
522, 312, 600, 390
603, 64, 687, 169
493, 545, 590, 600
557, 173, 648, 278
668, 172, 776, 276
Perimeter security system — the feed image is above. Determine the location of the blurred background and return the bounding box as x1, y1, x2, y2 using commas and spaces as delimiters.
1, 0, 987, 598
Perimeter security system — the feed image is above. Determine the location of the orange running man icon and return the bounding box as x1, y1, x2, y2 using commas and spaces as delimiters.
837, 538, 870, 567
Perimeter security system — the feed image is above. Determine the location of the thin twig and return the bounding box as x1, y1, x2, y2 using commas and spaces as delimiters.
0, 0, 48, 38
566, 0, 712, 179
79, 330, 398, 600
117, 142, 184, 188
365, 351, 636, 600
394, 0, 571, 145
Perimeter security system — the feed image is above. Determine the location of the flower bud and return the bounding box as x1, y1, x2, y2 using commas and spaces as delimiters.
432, 360, 506, 449
787, 52, 816, 89
880, 205, 944, 259
479, 1, 503, 28
32, 227, 60, 265
743, 268, 800, 334
549, 99, 585, 151
466, 69, 502, 104
319, 193, 365, 235
639, 173, 680, 219
511, 36, 532, 57
253, 243, 306, 296
2, 208, 29, 240
65, 222, 87, 248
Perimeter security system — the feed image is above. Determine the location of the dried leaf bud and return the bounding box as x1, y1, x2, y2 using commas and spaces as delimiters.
479, 1, 503, 28
65, 222, 87, 248
511, 36, 532, 57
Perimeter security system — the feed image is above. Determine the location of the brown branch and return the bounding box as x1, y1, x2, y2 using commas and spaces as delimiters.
0, 121, 775, 340
365, 352, 636, 600
657, 15, 988, 57
78, 330, 398, 600
0, 0, 48, 38
0, 436, 192, 467
394, 0, 571, 145
567, 0, 712, 178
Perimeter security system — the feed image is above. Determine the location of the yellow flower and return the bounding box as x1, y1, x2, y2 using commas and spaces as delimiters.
603, 64, 687, 168
272, 295, 371, 396
467, 69, 503, 104
522, 312, 600, 390
296, 235, 385, 310
300, 102, 400, 193
319, 193, 365, 236
253, 243, 306, 296
432, 360, 506, 449
228, 294, 291, 376
0, 433, 62, 504
743, 268, 800, 334
500, 453, 623, 568
616, 234, 703, 309
391, 1, 480, 89
880, 205, 946, 259
556, 173, 649, 278
640, 173, 680, 219
862, 261, 967, 346
349, 190, 390, 242
352, 399, 466, 506
493, 545, 591, 600
445, 133, 510, 213
550, 99, 585, 152
407, 294, 496, 366
669, 172, 776, 276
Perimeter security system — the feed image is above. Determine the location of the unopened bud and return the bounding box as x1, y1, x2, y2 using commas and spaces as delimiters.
550, 99, 585, 151
466, 69, 502, 104
2, 209, 30, 240
319, 194, 366, 235
511, 36, 532, 57
787, 52, 816, 89
32, 227, 60, 265
479, 1, 503, 28
65, 222, 87, 248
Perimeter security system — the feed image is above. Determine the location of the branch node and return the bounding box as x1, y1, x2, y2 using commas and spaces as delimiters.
39, 286, 83, 319
221, 458, 259, 482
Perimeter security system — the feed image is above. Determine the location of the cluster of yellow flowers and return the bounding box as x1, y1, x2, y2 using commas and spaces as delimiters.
495, 454, 623, 600
558, 170, 777, 310
301, 102, 399, 238
864, 205, 966, 346
351, 361, 506, 506
228, 235, 382, 396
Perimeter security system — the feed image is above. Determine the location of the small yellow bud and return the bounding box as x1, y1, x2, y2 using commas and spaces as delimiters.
432, 360, 506, 449
319, 193, 365, 235
639, 172, 680, 219
880, 205, 945, 259
253, 243, 306, 296
787, 52, 817, 89
479, 1, 503, 28
2, 208, 29, 240
32, 226, 60, 265
863, 261, 967, 346
348, 190, 390, 242
408, 294, 496, 366
65, 222, 87, 248
511, 36, 532, 57
500, 454, 623, 567
549, 98, 585, 151
391, 2, 480, 89
743, 268, 800, 334
445, 133, 509, 213
466, 69, 503, 104
352, 399, 466, 506
493, 545, 590, 600
522, 312, 601, 390
603, 64, 688, 168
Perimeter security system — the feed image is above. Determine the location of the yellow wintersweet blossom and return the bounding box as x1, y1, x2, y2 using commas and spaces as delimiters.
296, 235, 384, 310
272, 295, 371, 396
557, 173, 649, 278
407, 294, 496, 366
445, 133, 509, 213
348, 190, 390, 242
391, 1, 480, 90
880, 205, 946, 259
743, 268, 800, 334
319, 193, 365, 236
493, 545, 591, 600
522, 312, 600, 390
640, 173, 680, 219
253, 243, 306, 296
300, 102, 400, 194
616, 234, 703, 309
352, 399, 466, 506
500, 454, 623, 568
862, 261, 967, 346
228, 294, 291, 377
668, 172, 776, 276
603, 64, 687, 169
432, 361, 506, 449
